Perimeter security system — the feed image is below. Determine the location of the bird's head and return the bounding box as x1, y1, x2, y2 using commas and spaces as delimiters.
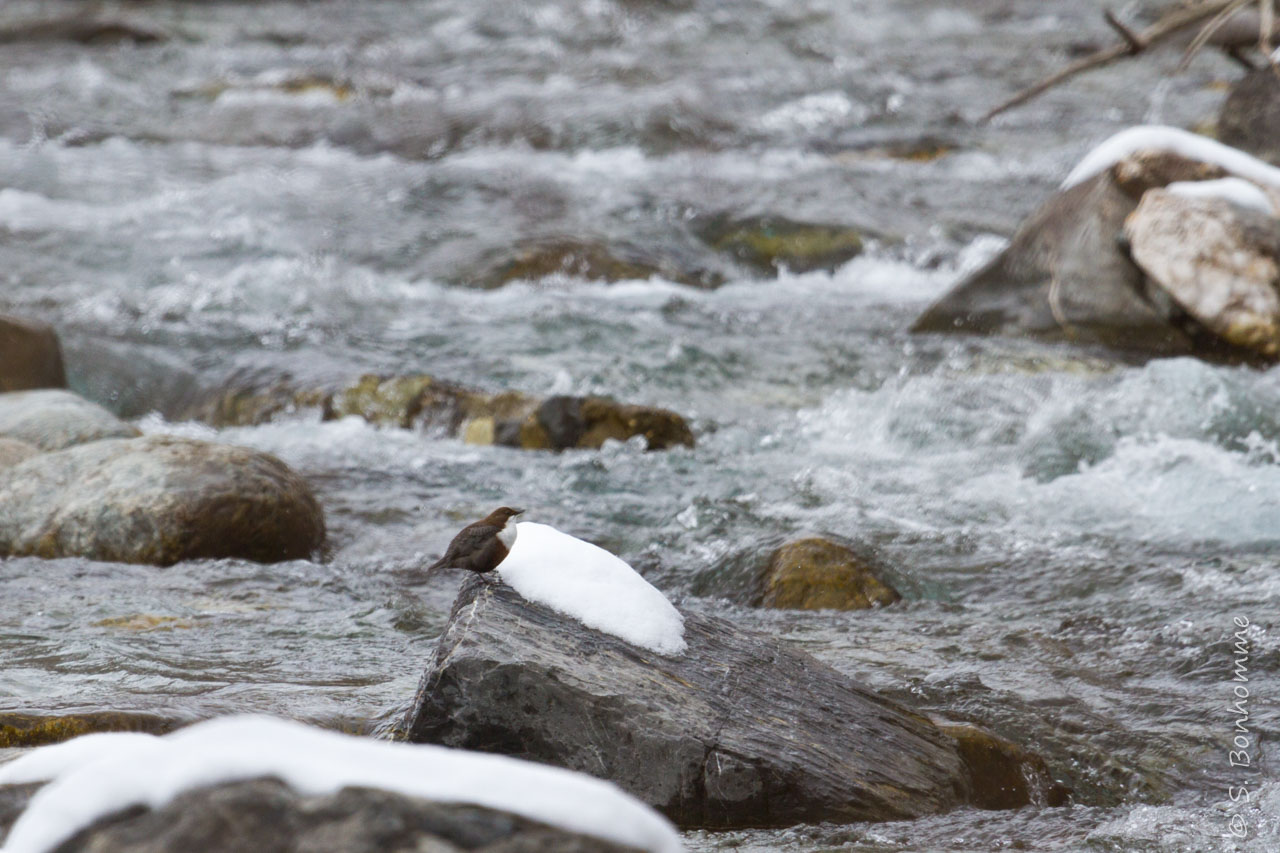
490, 506, 524, 522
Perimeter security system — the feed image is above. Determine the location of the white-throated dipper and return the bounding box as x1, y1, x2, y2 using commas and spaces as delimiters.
426, 507, 523, 578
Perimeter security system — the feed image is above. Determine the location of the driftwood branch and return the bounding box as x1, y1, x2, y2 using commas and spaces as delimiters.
983, 1, 1241, 122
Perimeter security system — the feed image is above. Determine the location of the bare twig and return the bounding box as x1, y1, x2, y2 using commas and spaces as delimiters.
983, 1, 1237, 122
1104, 9, 1148, 52
1177, 0, 1252, 72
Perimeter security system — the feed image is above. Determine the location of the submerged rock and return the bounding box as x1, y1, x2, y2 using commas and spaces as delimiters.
0, 711, 177, 749
468, 238, 724, 289
403, 577, 1062, 827
757, 537, 900, 611
0, 315, 67, 393
0, 389, 140, 451
4, 778, 644, 853
696, 214, 864, 274
0, 435, 325, 566
1124, 189, 1280, 358
1219, 67, 1280, 166
937, 721, 1070, 811
913, 143, 1280, 361
188, 373, 695, 451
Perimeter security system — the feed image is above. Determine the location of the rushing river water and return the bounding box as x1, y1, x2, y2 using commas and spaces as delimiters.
2, 0, 1279, 850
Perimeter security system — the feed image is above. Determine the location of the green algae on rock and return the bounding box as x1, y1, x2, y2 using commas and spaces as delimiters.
0, 435, 325, 566
467, 238, 725, 289
758, 537, 901, 611
696, 214, 864, 274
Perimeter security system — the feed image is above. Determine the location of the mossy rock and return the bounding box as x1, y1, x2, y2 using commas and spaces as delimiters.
0, 711, 176, 749
938, 721, 1070, 809
468, 239, 724, 288
0, 314, 66, 393
698, 214, 864, 273
193, 383, 328, 427
0, 389, 139, 451
758, 537, 900, 610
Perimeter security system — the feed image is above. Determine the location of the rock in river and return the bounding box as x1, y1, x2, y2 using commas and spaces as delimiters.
1124, 186, 1280, 358
402, 577, 1061, 827
189, 373, 695, 451
912, 128, 1280, 361
757, 537, 900, 611
0, 435, 325, 565
0, 315, 67, 393
0, 389, 140, 451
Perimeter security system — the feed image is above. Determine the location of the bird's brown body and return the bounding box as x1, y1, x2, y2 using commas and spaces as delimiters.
427, 507, 523, 576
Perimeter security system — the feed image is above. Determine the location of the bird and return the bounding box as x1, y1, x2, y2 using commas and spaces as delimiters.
425, 507, 523, 579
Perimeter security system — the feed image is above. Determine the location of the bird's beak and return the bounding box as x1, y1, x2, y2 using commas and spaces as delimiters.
512, 508, 525, 515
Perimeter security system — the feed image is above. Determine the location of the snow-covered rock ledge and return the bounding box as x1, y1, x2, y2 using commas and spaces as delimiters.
0, 716, 681, 853
914, 126, 1280, 362
401, 574, 1065, 827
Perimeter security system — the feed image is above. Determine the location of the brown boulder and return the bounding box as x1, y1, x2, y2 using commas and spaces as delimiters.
758, 537, 900, 610
0, 315, 67, 393
938, 721, 1070, 810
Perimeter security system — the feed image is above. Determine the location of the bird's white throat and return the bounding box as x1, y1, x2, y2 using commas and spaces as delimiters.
498, 523, 518, 551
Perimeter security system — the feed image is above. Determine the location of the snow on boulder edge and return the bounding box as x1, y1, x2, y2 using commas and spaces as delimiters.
497, 522, 686, 656
0, 716, 682, 853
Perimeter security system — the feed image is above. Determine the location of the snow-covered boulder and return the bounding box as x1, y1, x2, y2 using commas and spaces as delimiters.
914, 126, 1280, 361
402, 574, 1062, 827
0, 435, 325, 565
0, 716, 680, 853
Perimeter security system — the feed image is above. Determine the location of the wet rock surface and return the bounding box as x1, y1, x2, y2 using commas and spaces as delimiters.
9, 777, 643, 853
0, 711, 179, 749
937, 722, 1069, 811
757, 537, 900, 610
0, 435, 325, 565
0, 389, 140, 451
0, 315, 67, 393
404, 577, 1058, 827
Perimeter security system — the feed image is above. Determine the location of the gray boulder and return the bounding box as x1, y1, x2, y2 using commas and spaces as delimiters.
0, 435, 325, 565
1220, 67, 1280, 167
403, 578, 1061, 827
0, 315, 66, 393
0, 778, 642, 853
0, 389, 140, 451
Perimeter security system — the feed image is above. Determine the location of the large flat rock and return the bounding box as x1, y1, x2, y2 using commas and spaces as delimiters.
402, 577, 1039, 828
0, 435, 325, 565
